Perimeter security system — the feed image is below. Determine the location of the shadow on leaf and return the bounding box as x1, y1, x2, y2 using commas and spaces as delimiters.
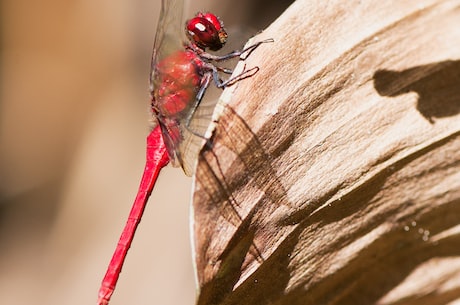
373, 60, 460, 123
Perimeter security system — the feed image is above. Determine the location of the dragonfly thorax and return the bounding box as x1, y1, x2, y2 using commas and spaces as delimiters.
152, 50, 201, 117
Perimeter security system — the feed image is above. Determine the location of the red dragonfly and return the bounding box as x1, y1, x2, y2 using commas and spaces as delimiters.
97, 0, 271, 304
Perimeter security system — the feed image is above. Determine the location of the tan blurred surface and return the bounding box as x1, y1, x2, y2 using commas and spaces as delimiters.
0, 0, 290, 304
1, 1, 194, 304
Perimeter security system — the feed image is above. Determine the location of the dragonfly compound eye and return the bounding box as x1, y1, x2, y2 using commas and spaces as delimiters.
201, 12, 223, 31
186, 12, 228, 51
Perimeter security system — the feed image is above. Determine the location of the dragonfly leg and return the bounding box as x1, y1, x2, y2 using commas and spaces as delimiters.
190, 38, 274, 62
184, 72, 212, 139
216, 65, 233, 74
183, 62, 256, 140
184, 35, 270, 138
193, 38, 274, 61
217, 38, 274, 61
213, 65, 260, 88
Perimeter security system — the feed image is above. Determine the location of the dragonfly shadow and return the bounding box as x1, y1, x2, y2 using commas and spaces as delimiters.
373, 60, 460, 123
194, 105, 292, 305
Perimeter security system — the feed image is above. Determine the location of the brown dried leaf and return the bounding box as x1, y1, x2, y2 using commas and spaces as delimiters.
192, 0, 460, 304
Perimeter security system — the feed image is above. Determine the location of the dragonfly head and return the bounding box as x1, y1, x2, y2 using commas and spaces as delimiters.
186, 12, 228, 51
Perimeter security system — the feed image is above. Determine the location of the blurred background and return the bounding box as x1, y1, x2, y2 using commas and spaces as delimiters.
0, 0, 291, 304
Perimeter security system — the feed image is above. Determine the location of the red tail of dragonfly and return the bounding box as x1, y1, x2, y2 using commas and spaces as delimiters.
97, 0, 272, 304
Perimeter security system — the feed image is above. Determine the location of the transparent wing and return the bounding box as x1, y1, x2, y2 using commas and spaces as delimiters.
150, 0, 184, 84
149, 0, 220, 176
178, 87, 220, 176
149, 0, 186, 168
